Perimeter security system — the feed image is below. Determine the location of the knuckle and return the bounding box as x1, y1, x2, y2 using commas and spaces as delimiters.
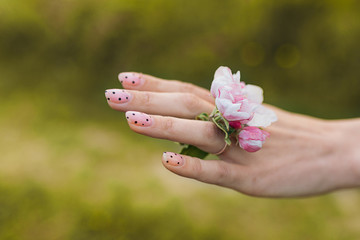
202, 122, 222, 140
183, 93, 201, 112
138, 92, 151, 107
182, 82, 196, 92
193, 161, 232, 186
192, 160, 206, 181
162, 117, 174, 135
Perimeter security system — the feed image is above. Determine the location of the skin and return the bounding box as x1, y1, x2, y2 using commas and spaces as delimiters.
106, 72, 360, 198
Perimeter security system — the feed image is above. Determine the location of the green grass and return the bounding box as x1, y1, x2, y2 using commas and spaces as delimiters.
1, 0, 360, 238
0, 94, 360, 240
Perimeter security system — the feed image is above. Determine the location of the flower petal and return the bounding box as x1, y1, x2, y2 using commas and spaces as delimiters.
245, 84, 264, 104
247, 105, 277, 127
215, 97, 232, 114
232, 71, 241, 84
214, 66, 233, 82
210, 77, 229, 98
239, 140, 263, 152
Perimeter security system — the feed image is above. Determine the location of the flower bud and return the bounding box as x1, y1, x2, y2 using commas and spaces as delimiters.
229, 121, 242, 129
238, 126, 270, 152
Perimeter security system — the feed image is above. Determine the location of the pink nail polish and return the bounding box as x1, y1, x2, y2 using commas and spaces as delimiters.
105, 89, 131, 104
162, 152, 184, 166
118, 72, 143, 86
125, 111, 152, 127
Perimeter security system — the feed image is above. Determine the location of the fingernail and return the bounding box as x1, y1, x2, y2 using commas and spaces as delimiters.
118, 72, 144, 86
125, 111, 152, 127
162, 152, 184, 166
105, 89, 131, 104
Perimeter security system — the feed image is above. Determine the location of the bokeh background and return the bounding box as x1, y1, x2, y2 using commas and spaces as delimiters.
1, 0, 360, 239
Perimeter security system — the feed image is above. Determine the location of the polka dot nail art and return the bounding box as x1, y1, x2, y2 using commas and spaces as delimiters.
105, 89, 131, 104
162, 152, 184, 166
118, 72, 143, 87
125, 111, 153, 127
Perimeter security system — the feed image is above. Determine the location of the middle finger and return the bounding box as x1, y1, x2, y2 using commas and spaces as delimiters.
125, 111, 227, 154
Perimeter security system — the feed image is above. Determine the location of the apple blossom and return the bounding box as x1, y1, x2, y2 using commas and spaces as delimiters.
210, 66, 277, 152
238, 126, 270, 152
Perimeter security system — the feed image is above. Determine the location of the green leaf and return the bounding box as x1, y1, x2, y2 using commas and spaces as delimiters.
196, 113, 209, 121
223, 116, 230, 131
180, 145, 209, 159
211, 118, 228, 138
225, 137, 232, 145
216, 112, 230, 131
210, 107, 218, 117
228, 128, 237, 135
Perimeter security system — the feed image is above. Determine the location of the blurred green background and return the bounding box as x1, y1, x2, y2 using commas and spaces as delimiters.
1, 0, 360, 239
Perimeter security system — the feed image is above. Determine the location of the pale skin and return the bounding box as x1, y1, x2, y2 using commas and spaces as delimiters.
106, 72, 360, 198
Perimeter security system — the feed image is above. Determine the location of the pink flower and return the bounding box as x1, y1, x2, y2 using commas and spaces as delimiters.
211, 66, 277, 128
211, 66, 242, 98
211, 66, 263, 103
238, 126, 270, 152
215, 97, 256, 122
209, 66, 277, 152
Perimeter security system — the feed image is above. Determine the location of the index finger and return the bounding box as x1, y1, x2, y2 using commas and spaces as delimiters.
118, 72, 214, 104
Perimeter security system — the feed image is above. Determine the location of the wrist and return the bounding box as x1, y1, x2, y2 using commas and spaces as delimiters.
329, 119, 360, 188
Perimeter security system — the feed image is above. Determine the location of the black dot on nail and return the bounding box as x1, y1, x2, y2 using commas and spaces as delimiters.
132, 81, 135, 84
177, 162, 180, 164
118, 98, 121, 101
126, 117, 129, 119
170, 156, 173, 158
146, 119, 149, 121
126, 97, 128, 99
113, 92, 115, 94
166, 161, 169, 163
135, 121, 137, 124
132, 113, 135, 115
175, 153, 177, 155
142, 124, 144, 126
107, 98, 110, 100
125, 76, 128, 79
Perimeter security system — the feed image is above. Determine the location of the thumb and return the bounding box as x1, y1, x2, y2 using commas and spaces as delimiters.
161, 152, 246, 189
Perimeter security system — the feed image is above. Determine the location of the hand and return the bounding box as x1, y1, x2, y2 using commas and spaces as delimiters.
105, 72, 360, 198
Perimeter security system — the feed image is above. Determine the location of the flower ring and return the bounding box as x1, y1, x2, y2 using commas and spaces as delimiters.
181, 66, 277, 158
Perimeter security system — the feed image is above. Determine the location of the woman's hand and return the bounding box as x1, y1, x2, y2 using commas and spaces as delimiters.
105, 72, 360, 198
